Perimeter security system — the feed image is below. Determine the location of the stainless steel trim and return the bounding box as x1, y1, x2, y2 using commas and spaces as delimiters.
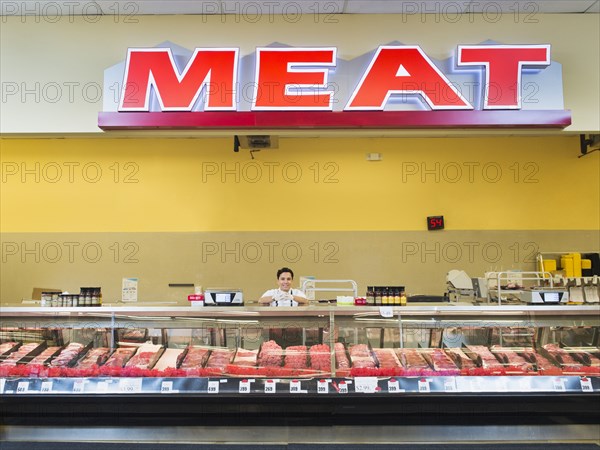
2, 425, 599, 444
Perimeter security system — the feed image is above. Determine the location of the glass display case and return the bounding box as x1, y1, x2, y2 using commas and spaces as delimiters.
1, 305, 599, 389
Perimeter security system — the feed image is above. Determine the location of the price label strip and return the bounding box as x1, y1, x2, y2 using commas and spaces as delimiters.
40, 381, 53, 393
16, 381, 30, 394
239, 379, 254, 394
470, 377, 484, 392
418, 378, 431, 393
0, 379, 6, 394
264, 379, 278, 394
289, 379, 307, 394
580, 377, 593, 393
317, 379, 330, 394
97, 381, 109, 393
119, 378, 143, 394
337, 380, 349, 394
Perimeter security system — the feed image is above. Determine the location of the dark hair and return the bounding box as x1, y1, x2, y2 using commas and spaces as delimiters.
277, 267, 294, 279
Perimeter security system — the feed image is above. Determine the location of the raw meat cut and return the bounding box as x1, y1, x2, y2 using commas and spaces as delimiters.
231, 348, 258, 367
0, 343, 41, 366
310, 344, 330, 371
465, 345, 504, 370
153, 348, 185, 371
28, 346, 61, 365
180, 347, 210, 369
258, 340, 283, 367
395, 348, 430, 370
445, 347, 477, 369
206, 349, 234, 369
420, 348, 459, 372
50, 343, 85, 367
103, 348, 135, 368
349, 344, 376, 369
76, 347, 111, 369
124, 344, 163, 369
372, 348, 401, 368
284, 346, 308, 369
335, 343, 350, 369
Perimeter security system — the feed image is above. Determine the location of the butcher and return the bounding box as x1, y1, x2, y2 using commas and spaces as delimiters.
258, 267, 309, 306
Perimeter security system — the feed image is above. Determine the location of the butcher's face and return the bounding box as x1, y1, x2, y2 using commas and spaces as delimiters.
277, 272, 293, 292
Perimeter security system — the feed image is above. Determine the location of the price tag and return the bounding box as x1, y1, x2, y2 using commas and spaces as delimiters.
387, 378, 400, 393
264, 379, 276, 394
160, 381, 176, 393
16, 381, 29, 394
207, 380, 220, 394
443, 379, 456, 392
97, 381, 109, 393
0, 379, 6, 394
379, 307, 394, 318
73, 380, 86, 393
418, 378, 431, 393
553, 378, 566, 392
580, 377, 593, 393
119, 378, 143, 394
40, 381, 53, 393
354, 377, 378, 393
317, 379, 329, 394
289, 379, 303, 393
239, 379, 252, 394
338, 381, 348, 394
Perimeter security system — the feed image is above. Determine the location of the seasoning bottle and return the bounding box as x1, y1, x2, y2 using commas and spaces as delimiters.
91, 288, 99, 307
366, 286, 375, 305
394, 287, 401, 305
382, 287, 389, 305
400, 288, 407, 306
85, 288, 92, 306
374, 287, 381, 305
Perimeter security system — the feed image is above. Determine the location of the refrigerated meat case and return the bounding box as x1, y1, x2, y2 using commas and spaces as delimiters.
1, 305, 599, 443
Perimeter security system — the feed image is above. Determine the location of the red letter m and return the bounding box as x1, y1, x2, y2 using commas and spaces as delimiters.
119, 48, 238, 111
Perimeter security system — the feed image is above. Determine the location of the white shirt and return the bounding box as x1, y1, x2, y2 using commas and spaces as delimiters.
261, 288, 307, 307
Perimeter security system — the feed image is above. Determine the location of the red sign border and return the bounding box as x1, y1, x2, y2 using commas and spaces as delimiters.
98, 110, 571, 130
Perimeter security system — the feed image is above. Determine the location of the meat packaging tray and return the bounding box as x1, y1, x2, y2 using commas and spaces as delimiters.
49, 342, 93, 368
124, 344, 164, 370
224, 342, 331, 378
178, 345, 211, 370
27, 346, 63, 366
153, 348, 186, 371
489, 346, 536, 374
418, 348, 460, 375
118, 328, 148, 343
0, 341, 21, 356
0, 341, 46, 366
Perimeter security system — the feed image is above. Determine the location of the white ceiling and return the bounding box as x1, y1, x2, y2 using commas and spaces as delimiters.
0, 0, 598, 16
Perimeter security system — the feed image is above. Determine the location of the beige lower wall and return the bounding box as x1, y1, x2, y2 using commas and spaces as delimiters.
2, 230, 598, 305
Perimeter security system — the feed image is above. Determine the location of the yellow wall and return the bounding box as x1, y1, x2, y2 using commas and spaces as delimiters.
1, 136, 598, 233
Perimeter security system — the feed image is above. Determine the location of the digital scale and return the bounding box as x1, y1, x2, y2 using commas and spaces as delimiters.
204, 288, 244, 306
519, 289, 569, 304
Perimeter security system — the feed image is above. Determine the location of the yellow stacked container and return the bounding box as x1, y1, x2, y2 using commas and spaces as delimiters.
561, 255, 575, 278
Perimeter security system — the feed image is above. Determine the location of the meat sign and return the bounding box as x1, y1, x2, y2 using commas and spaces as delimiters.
98, 42, 571, 129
